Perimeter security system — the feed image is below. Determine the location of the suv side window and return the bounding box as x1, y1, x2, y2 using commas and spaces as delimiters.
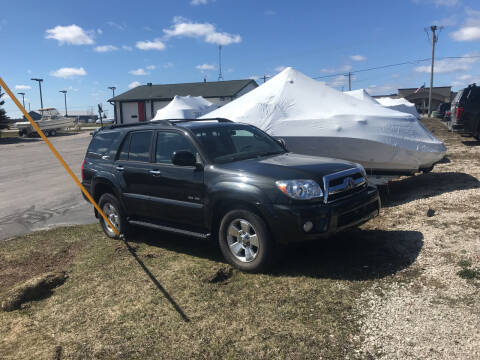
87, 131, 119, 158
156, 132, 197, 164
117, 131, 153, 162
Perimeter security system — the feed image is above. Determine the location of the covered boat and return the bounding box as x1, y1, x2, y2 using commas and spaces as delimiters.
201, 67, 446, 180
345, 89, 380, 105
152, 95, 216, 120
376, 96, 421, 119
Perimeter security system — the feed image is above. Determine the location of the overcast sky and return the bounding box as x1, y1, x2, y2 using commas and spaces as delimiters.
1, 0, 480, 118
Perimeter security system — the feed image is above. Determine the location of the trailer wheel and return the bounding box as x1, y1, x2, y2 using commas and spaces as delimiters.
50, 129, 57, 136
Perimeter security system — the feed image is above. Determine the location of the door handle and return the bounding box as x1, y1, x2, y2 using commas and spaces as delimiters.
149, 169, 162, 176
116, 166, 124, 171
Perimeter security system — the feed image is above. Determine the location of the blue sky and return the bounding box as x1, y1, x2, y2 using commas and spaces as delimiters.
1, 0, 480, 118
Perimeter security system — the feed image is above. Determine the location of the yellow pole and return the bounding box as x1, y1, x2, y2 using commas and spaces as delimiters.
0, 77, 119, 236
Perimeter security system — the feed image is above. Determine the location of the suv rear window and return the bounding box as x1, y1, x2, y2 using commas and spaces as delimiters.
87, 132, 119, 157
117, 131, 153, 162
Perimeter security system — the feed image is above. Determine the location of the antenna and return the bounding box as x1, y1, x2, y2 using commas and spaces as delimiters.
218, 45, 223, 81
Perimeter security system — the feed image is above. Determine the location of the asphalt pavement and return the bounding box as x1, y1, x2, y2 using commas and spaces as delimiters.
0, 132, 96, 240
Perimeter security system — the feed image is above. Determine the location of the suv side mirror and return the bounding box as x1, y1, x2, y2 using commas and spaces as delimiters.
172, 150, 196, 166
277, 138, 287, 150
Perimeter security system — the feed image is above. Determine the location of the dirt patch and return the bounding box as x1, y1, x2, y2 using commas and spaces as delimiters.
203, 266, 234, 283
1, 271, 68, 311
0, 241, 82, 293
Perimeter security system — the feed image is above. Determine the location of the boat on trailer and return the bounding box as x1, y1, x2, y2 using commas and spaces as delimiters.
15, 108, 75, 137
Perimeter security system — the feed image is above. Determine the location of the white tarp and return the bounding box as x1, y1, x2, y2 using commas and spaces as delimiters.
376, 96, 421, 119
152, 95, 216, 120
345, 89, 380, 105
202, 67, 446, 174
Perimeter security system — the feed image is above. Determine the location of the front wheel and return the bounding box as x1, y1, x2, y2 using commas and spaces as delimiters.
218, 209, 274, 272
98, 193, 127, 239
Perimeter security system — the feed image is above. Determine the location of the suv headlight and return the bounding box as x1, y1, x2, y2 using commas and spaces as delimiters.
275, 180, 323, 200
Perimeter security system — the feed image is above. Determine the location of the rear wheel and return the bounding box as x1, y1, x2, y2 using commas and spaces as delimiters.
50, 129, 57, 136
218, 209, 274, 272
98, 193, 127, 239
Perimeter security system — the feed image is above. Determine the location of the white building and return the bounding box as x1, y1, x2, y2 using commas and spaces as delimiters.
109, 79, 258, 124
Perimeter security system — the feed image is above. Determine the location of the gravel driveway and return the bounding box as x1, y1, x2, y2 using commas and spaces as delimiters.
357, 118, 480, 359
0, 132, 95, 240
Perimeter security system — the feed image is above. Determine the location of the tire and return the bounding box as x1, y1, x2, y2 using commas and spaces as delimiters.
218, 209, 274, 272
50, 129, 57, 136
44, 130, 51, 137
98, 193, 127, 239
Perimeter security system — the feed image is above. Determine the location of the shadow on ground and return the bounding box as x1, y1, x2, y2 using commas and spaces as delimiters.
379, 171, 480, 208
125, 227, 423, 281
462, 140, 480, 147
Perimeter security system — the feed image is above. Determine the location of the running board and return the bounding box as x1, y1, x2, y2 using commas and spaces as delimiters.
128, 220, 210, 239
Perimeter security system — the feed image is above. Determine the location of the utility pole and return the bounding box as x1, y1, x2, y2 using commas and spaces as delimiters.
348, 72, 352, 91
17, 92, 26, 108
218, 45, 223, 81
31, 78, 44, 113
262, 75, 268, 83
59, 90, 68, 116
427, 25, 438, 118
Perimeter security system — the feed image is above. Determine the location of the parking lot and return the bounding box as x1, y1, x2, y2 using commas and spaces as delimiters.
0, 132, 95, 240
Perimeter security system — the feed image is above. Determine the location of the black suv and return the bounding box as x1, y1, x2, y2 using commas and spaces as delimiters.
81, 119, 380, 271
450, 83, 480, 138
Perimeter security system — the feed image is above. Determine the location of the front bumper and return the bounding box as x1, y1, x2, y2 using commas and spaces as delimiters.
267, 186, 380, 243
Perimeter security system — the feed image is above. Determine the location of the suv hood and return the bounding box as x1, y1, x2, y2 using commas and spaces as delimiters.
218, 152, 359, 181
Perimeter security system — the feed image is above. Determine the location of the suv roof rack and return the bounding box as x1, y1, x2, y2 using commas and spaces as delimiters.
102, 117, 233, 131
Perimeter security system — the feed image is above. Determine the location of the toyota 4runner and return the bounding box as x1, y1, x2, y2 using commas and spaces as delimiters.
81, 118, 381, 272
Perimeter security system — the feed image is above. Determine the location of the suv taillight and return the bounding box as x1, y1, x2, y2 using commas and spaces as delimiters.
81, 159, 85, 181
456, 106, 464, 120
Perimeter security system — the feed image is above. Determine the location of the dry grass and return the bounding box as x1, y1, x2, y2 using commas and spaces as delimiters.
0, 117, 478, 359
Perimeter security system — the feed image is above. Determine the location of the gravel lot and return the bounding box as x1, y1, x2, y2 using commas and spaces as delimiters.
357, 117, 480, 359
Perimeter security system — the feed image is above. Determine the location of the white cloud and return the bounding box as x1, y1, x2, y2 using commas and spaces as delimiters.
146, 65, 156, 70
136, 38, 166, 50
450, 8, 480, 41
94, 45, 118, 52
128, 81, 141, 89
163, 62, 174, 68
190, 0, 215, 5
433, 15, 458, 27
129, 68, 148, 75
413, 0, 460, 6
50, 67, 87, 78
249, 75, 260, 80
350, 55, 366, 61
196, 63, 215, 70
451, 26, 480, 41
97, 28, 103, 34
45, 24, 94, 45
414, 53, 480, 73
275, 66, 287, 72
15, 85, 31, 90
164, 17, 241, 46
107, 21, 125, 30
122, 45, 133, 51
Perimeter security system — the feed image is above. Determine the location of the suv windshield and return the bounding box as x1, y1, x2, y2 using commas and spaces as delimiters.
190, 124, 286, 163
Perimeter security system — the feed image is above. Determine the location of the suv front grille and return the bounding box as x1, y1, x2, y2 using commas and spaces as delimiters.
323, 168, 367, 203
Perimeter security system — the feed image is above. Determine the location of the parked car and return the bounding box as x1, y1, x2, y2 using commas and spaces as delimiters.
81, 119, 381, 272
436, 102, 451, 119
449, 83, 480, 138
96, 118, 115, 125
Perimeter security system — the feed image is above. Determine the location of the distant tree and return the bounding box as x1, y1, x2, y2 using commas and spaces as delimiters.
0, 90, 9, 130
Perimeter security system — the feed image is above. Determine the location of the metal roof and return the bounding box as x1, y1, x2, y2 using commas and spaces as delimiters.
109, 79, 257, 102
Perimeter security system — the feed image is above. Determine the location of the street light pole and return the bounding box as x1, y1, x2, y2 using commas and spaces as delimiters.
59, 90, 68, 116
17, 92, 26, 108
427, 25, 438, 118
108, 86, 116, 98
31, 78, 44, 113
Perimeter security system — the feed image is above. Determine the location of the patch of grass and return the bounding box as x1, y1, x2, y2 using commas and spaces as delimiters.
0, 130, 19, 138
457, 259, 472, 268
2, 224, 408, 359
457, 268, 480, 280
